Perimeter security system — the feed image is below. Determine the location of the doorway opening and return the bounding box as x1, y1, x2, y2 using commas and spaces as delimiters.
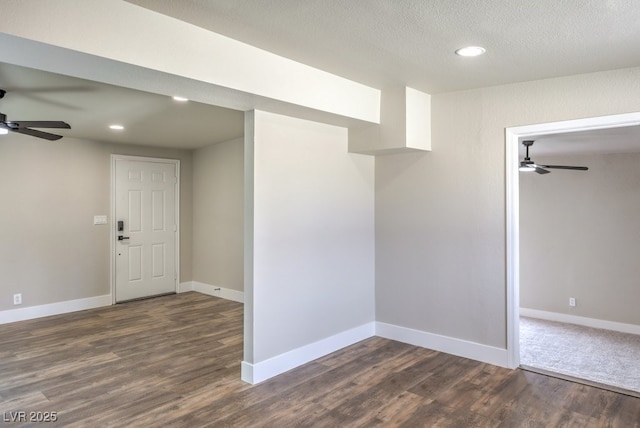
505, 112, 640, 391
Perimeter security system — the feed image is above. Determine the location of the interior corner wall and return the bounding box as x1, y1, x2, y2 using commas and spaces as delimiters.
247, 110, 375, 365
0, 136, 193, 312
520, 152, 640, 326
192, 138, 244, 291
375, 66, 640, 351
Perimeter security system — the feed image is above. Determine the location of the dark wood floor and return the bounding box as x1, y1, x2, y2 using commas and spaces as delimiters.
1, 293, 639, 427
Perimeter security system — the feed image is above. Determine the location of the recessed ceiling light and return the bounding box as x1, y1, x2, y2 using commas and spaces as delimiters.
455, 46, 486, 57
109, 124, 124, 130
172, 96, 189, 102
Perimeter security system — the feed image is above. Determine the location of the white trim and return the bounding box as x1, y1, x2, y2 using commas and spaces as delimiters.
178, 281, 194, 293
0, 295, 112, 325
505, 125, 521, 369
110, 155, 181, 304
520, 308, 640, 336
190, 281, 244, 304
240, 361, 255, 384
241, 322, 375, 384
505, 112, 640, 369
376, 322, 509, 368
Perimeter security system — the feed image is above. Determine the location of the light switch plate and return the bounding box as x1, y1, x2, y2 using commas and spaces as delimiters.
94, 215, 108, 225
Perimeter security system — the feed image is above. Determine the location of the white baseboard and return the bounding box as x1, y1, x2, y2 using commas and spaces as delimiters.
179, 281, 244, 303
178, 281, 194, 293
241, 322, 376, 384
0, 294, 112, 325
375, 322, 509, 368
181, 281, 244, 303
520, 308, 640, 336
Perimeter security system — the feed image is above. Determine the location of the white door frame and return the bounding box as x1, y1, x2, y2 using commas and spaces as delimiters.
505, 111, 640, 368
110, 154, 181, 304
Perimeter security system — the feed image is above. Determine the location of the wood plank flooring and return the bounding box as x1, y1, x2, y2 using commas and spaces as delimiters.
1, 292, 639, 427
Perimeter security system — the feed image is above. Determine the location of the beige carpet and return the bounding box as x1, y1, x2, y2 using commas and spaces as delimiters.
520, 317, 640, 394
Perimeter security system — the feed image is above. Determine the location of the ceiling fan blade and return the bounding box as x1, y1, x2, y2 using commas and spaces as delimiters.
542, 165, 588, 171
534, 166, 550, 174
6, 120, 71, 129
11, 127, 64, 141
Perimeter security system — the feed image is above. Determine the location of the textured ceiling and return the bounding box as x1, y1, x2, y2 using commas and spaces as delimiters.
125, 0, 640, 93
2, 1, 640, 151
0, 63, 244, 149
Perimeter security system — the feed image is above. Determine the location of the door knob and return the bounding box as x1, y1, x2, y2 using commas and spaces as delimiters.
118, 235, 130, 241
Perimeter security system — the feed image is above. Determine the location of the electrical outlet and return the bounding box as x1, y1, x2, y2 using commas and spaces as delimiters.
569, 297, 576, 307
13, 293, 22, 305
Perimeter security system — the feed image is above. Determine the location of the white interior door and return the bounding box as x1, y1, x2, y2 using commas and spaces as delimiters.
114, 157, 179, 302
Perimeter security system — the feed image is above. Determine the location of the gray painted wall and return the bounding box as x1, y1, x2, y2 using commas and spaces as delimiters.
0, 136, 193, 311
520, 152, 640, 326
246, 110, 375, 363
192, 137, 244, 291
376, 66, 640, 349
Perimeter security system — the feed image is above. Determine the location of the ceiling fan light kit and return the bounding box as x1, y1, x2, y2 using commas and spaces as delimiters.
0, 89, 71, 140
519, 140, 588, 174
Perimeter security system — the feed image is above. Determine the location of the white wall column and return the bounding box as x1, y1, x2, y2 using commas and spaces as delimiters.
242, 110, 375, 383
